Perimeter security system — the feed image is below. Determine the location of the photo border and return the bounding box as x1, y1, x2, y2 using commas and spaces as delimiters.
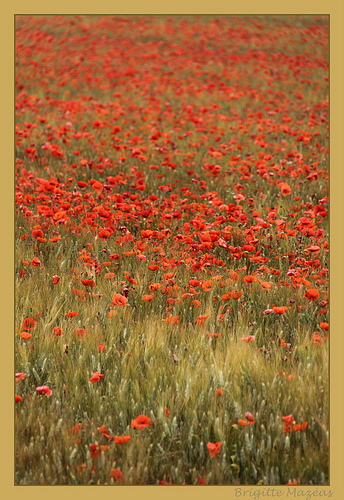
3, 2, 343, 499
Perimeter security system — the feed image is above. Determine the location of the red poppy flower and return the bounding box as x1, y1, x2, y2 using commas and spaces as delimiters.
98, 343, 107, 353
293, 422, 308, 432
237, 419, 249, 427
72, 288, 87, 300
15, 395, 23, 403
70, 423, 83, 435
279, 182, 292, 196
91, 180, 103, 191
163, 407, 170, 418
320, 322, 329, 331
52, 275, 61, 285
104, 272, 116, 279
90, 444, 100, 459
202, 280, 214, 291
245, 411, 255, 424
52, 327, 63, 338
15, 372, 26, 383
142, 293, 154, 302
149, 283, 161, 291
97, 425, 108, 435
273, 306, 288, 314
282, 414, 294, 426
166, 316, 180, 325
31, 229, 44, 239
131, 414, 153, 430
20, 332, 32, 340
89, 371, 104, 383
207, 441, 222, 457
98, 229, 112, 239
148, 264, 159, 271
216, 388, 223, 396
109, 254, 121, 261
260, 281, 273, 290
293, 421, 308, 432
125, 273, 138, 285
189, 279, 201, 287
311, 332, 324, 346
164, 272, 175, 280
305, 288, 320, 301
305, 245, 321, 254
66, 311, 78, 317
111, 293, 128, 306
206, 331, 222, 338
22, 317, 37, 331
74, 328, 87, 339
77, 181, 88, 188
114, 435, 131, 444
244, 275, 258, 283
240, 335, 255, 343
197, 314, 210, 326
109, 468, 123, 482
36, 385, 52, 397
31, 257, 41, 267
81, 279, 96, 287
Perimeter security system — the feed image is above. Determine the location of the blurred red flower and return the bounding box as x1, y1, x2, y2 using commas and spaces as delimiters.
111, 293, 128, 306
36, 385, 52, 397
22, 318, 37, 330
245, 411, 255, 424
273, 306, 288, 314
305, 289, 320, 301
89, 371, 104, 383
52, 327, 63, 338
131, 414, 153, 430
166, 316, 180, 325
207, 441, 222, 457
98, 343, 107, 353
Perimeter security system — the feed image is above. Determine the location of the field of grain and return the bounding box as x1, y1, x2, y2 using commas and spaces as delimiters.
15, 15, 329, 485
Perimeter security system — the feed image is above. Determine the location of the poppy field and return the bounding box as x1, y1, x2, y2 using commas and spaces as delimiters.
15, 15, 329, 486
